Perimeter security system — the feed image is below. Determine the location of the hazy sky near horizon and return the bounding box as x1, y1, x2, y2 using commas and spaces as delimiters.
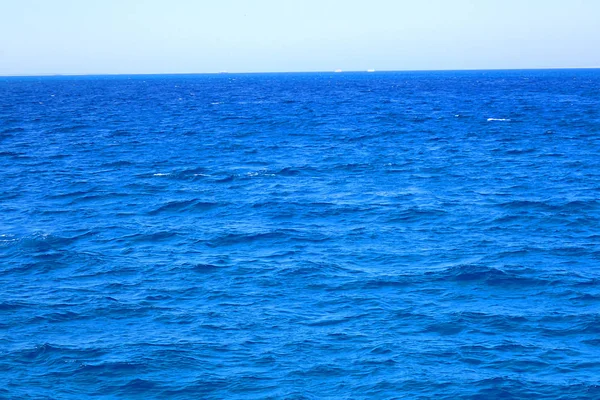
1, 0, 599, 75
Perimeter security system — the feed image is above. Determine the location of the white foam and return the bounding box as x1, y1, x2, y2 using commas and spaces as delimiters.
153, 173, 170, 177
487, 118, 511, 122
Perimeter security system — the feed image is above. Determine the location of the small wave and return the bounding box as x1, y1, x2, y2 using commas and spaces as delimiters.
101, 160, 134, 168
121, 231, 179, 243
12, 232, 95, 252
0, 151, 28, 158
172, 167, 210, 179
76, 361, 143, 373
360, 277, 415, 289
47, 190, 91, 199
13, 343, 106, 363
139, 168, 211, 180
204, 231, 289, 248
332, 162, 373, 171
68, 192, 130, 204
215, 175, 235, 183
0, 233, 18, 246
570, 293, 600, 302
245, 170, 276, 177
495, 199, 552, 211
145, 294, 172, 301
108, 129, 132, 137
1, 127, 25, 134
424, 322, 465, 335
387, 208, 448, 223
29, 311, 83, 323
50, 124, 91, 133
487, 118, 511, 122
243, 166, 318, 178
433, 265, 547, 287
563, 199, 600, 211
0, 301, 30, 311
277, 261, 348, 277
118, 379, 158, 394
276, 166, 302, 176
505, 148, 536, 155
148, 199, 220, 215
191, 263, 222, 273
304, 313, 363, 327
495, 198, 599, 213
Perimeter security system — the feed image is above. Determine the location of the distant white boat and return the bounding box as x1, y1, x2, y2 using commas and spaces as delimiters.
334, 69, 342, 73
367, 69, 375, 73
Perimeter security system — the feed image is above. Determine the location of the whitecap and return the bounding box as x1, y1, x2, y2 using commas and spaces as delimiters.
487, 118, 511, 122
246, 170, 275, 177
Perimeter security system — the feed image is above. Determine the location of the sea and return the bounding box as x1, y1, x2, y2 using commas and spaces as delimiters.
1, 70, 599, 399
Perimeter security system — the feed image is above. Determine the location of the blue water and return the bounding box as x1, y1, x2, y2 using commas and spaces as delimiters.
1, 70, 600, 399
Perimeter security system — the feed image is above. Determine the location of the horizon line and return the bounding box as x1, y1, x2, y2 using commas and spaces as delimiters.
1, 66, 600, 78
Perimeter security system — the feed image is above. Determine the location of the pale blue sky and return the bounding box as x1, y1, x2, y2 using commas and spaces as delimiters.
1, 0, 599, 75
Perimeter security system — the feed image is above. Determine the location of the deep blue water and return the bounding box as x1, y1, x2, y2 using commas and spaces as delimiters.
1, 70, 600, 399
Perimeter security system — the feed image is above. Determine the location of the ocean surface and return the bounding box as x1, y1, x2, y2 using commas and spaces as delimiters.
1, 70, 600, 399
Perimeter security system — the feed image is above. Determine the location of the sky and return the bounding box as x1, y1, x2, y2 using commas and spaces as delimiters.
1, 0, 599, 75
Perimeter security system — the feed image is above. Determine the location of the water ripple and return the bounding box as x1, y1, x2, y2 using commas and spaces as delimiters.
1, 70, 600, 398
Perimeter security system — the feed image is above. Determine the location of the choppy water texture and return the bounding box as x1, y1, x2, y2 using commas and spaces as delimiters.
1, 70, 600, 399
